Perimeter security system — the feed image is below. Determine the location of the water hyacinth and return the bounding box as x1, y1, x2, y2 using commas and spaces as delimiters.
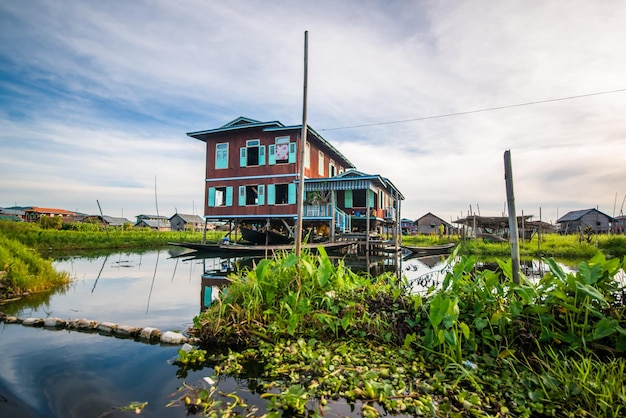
179, 249, 626, 417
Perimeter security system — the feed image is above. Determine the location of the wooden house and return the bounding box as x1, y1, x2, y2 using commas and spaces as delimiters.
24, 207, 78, 222
187, 117, 403, 242
169, 213, 205, 232
415, 212, 452, 235
557, 208, 614, 234
400, 218, 417, 235
454, 215, 554, 240
612, 215, 626, 235
135, 214, 171, 231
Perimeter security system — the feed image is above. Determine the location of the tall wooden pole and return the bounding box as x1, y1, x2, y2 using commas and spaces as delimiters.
504, 150, 520, 284
295, 31, 308, 256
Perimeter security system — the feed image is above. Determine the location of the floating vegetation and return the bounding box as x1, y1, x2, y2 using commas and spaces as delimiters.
169, 249, 626, 417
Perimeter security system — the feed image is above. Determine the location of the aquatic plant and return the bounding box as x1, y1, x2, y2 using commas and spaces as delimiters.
179, 248, 626, 417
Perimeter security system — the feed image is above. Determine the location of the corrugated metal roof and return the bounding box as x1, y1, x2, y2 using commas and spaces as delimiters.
304, 169, 404, 199
170, 213, 204, 223
186, 117, 284, 138
556, 208, 614, 222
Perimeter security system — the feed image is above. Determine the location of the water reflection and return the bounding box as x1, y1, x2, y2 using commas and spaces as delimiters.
0, 247, 609, 418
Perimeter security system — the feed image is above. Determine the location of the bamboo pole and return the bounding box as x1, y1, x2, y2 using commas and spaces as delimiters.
504, 150, 520, 284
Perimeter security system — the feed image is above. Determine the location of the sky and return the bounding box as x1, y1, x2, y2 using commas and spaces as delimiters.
1, 0, 625, 225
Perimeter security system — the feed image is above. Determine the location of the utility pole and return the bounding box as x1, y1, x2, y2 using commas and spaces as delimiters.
504, 150, 520, 284
295, 31, 308, 257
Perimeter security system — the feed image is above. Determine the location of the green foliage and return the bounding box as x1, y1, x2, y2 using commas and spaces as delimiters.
183, 249, 626, 417
0, 232, 70, 296
419, 233, 626, 259
0, 220, 225, 251
192, 248, 419, 346
39, 215, 62, 230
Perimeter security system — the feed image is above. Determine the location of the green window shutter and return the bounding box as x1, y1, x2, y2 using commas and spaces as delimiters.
345, 190, 353, 208
268, 144, 276, 165
288, 142, 297, 163
259, 146, 266, 165
238, 186, 246, 206
226, 187, 233, 207
208, 187, 216, 207
258, 184, 265, 205
369, 190, 375, 207
240, 147, 247, 167
288, 183, 297, 204
267, 184, 275, 205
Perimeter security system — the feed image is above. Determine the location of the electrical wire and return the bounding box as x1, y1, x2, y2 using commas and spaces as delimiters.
319, 88, 626, 131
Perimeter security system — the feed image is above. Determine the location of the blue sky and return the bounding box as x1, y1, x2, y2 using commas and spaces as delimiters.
1, 0, 625, 224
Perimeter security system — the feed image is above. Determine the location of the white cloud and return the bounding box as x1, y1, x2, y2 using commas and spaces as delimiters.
1, 0, 625, 221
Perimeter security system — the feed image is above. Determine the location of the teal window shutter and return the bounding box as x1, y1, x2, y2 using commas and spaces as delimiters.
345, 190, 353, 208
259, 146, 266, 165
240, 147, 247, 167
258, 184, 265, 205
208, 187, 216, 207
268, 144, 276, 165
267, 184, 275, 205
203, 286, 213, 308
215, 143, 228, 169
288, 183, 297, 204
288, 142, 297, 163
369, 190, 375, 207
238, 186, 246, 206
226, 187, 233, 206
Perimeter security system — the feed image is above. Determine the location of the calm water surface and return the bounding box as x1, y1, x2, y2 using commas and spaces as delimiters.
0, 248, 584, 418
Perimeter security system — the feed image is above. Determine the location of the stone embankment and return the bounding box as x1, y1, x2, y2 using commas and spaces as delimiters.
0, 311, 194, 345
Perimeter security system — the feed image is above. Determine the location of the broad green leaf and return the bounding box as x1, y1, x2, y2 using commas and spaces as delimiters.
459, 322, 470, 340
510, 300, 524, 317
590, 318, 618, 340
575, 282, 608, 305
546, 258, 566, 282
443, 329, 457, 346
429, 294, 449, 328
577, 262, 603, 285
475, 317, 490, 331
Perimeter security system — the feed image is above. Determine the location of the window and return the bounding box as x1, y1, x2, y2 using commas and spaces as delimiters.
238, 184, 265, 206
352, 190, 366, 207
329, 159, 336, 177
267, 183, 296, 205
215, 143, 228, 169
268, 136, 296, 165
240, 139, 265, 167
318, 150, 324, 175
208, 186, 233, 207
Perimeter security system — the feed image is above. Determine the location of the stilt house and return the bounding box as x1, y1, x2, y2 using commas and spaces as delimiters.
187, 117, 404, 242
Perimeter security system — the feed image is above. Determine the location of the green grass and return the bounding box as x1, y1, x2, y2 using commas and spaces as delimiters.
402, 233, 626, 259
0, 220, 225, 252
0, 233, 70, 298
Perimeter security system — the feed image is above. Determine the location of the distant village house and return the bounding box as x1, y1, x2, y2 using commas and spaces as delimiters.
169, 213, 205, 232
415, 212, 453, 235
556, 208, 615, 234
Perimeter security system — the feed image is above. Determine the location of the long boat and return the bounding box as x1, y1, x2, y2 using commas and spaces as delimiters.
168, 240, 355, 255
240, 226, 293, 245
401, 243, 456, 257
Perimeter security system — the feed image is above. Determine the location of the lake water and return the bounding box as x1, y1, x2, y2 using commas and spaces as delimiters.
0, 248, 580, 417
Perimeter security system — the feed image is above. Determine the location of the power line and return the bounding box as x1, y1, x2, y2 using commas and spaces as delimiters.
319, 88, 626, 131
